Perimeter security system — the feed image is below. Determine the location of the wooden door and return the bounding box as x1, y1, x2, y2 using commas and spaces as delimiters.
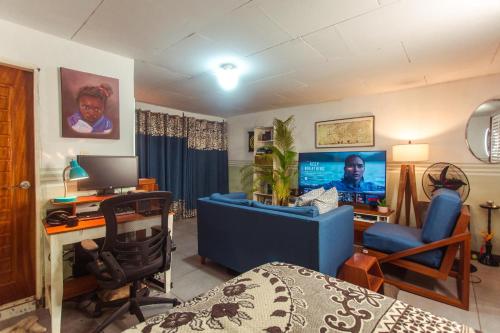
0, 64, 35, 305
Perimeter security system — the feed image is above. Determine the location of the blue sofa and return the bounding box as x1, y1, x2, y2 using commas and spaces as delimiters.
197, 192, 354, 277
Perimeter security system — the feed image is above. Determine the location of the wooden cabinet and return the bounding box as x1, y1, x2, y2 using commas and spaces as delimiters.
352, 207, 394, 245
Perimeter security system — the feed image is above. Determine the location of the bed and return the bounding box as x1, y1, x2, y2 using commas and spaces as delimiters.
123, 262, 478, 333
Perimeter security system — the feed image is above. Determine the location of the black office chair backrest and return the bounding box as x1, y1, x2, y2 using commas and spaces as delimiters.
100, 191, 172, 277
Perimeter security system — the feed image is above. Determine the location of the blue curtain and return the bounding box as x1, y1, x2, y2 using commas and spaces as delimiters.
136, 110, 228, 218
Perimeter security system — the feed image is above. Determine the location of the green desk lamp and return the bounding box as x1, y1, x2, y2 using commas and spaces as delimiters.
53, 159, 89, 203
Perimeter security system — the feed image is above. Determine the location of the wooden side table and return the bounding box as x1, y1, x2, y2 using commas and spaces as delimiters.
338, 253, 384, 293
479, 203, 499, 266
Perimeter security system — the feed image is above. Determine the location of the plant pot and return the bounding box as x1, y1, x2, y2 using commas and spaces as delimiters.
377, 206, 389, 214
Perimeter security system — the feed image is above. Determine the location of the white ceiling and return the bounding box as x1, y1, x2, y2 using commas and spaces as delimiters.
1, 0, 500, 116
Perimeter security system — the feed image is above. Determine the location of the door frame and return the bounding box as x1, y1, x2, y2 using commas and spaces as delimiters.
0, 59, 42, 304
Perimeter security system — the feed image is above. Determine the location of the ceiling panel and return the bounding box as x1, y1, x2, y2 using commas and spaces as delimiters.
73, 0, 248, 59
200, 2, 291, 56
150, 33, 244, 77
243, 38, 326, 83
135, 61, 189, 89
1, 0, 500, 116
257, 0, 380, 38
302, 26, 351, 60
0, 0, 102, 39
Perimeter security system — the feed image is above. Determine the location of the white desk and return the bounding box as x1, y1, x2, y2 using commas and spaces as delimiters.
42, 213, 174, 333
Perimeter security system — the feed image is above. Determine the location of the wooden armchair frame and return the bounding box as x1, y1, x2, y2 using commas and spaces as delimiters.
363, 205, 471, 310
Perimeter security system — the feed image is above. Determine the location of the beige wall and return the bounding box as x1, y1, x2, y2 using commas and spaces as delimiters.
227, 73, 500, 254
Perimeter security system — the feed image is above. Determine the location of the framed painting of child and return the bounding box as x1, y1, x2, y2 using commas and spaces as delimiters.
60, 67, 120, 139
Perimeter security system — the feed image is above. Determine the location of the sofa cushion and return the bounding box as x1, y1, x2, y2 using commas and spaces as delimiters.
421, 189, 462, 243
312, 187, 339, 214
363, 222, 443, 268
296, 187, 325, 206
210, 193, 252, 206
252, 201, 319, 217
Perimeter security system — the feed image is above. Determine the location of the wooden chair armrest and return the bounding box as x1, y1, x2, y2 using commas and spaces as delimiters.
379, 232, 470, 264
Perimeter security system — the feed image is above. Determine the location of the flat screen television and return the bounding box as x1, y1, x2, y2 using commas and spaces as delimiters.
77, 155, 138, 194
298, 151, 386, 205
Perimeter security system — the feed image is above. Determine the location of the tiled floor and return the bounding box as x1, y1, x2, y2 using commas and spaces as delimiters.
2, 217, 500, 332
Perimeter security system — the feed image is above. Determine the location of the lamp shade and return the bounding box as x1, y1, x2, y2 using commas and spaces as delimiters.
68, 159, 89, 180
392, 143, 429, 162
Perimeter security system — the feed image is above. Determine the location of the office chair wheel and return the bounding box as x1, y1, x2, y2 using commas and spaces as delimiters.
78, 297, 103, 318
173, 299, 182, 307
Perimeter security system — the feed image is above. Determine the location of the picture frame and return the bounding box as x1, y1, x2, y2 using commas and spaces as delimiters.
248, 131, 254, 152
60, 67, 120, 139
315, 115, 374, 148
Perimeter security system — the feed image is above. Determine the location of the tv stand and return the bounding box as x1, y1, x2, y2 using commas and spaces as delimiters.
351, 206, 394, 245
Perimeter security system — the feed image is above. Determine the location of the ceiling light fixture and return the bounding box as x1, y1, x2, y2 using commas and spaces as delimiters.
215, 63, 239, 91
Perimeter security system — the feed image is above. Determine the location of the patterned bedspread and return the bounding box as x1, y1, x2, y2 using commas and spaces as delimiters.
123, 262, 478, 333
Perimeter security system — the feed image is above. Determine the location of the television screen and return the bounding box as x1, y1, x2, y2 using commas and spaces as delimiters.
77, 155, 138, 191
298, 151, 386, 205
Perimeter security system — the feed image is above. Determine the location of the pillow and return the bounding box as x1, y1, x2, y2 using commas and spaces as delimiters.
209, 193, 252, 206
296, 187, 325, 206
312, 187, 338, 214
421, 189, 461, 243
252, 201, 319, 217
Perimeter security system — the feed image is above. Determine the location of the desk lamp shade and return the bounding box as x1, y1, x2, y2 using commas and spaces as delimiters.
53, 159, 89, 203
68, 159, 89, 180
392, 142, 429, 162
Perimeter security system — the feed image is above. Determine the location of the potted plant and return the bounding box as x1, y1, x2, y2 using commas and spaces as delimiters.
377, 198, 389, 213
241, 116, 297, 206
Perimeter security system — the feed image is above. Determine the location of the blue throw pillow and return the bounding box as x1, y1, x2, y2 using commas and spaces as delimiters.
252, 201, 319, 217
210, 193, 252, 206
421, 189, 462, 243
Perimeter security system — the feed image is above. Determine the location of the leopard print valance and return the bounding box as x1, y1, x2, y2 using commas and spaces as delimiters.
136, 109, 227, 151
136, 109, 185, 138
186, 117, 227, 151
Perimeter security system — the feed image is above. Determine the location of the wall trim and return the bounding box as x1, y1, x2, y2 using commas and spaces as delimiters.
230, 160, 500, 176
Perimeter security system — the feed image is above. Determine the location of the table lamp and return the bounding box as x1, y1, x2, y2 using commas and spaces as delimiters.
53, 159, 89, 203
392, 141, 429, 227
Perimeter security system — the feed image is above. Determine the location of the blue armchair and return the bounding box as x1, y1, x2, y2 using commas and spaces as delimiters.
362, 189, 471, 310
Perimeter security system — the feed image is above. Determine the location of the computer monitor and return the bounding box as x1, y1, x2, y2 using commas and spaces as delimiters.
77, 155, 138, 194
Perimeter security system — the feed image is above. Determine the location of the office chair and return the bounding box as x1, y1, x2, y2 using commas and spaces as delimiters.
81, 191, 180, 333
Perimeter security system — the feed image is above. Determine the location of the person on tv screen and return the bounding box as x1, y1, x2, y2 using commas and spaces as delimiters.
67, 84, 113, 134
326, 154, 383, 192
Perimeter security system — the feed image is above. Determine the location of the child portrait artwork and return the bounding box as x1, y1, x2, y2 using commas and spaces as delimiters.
61, 68, 120, 139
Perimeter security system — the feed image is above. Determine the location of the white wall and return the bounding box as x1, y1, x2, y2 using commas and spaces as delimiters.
227, 73, 500, 253
0, 18, 135, 301
136, 101, 225, 122
228, 73, 500, 162
0, 19, 135, 170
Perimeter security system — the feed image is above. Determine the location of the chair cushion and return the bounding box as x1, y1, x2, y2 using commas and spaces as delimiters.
312, 187, 339, 214
296, 187, 325, 206
363, 222, 443, 268
252, 201, 319, 217
421, 189, 462, 243
210, 193, 252, 206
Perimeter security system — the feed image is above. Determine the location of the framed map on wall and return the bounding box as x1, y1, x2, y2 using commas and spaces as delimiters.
315, 116, 374, 148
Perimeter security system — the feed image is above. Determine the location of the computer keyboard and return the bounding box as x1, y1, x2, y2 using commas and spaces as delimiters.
76, 207, 136, 220
76, 210, 103, 220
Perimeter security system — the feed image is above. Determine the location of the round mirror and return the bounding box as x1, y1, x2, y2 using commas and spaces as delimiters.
466, 99, 500, 163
